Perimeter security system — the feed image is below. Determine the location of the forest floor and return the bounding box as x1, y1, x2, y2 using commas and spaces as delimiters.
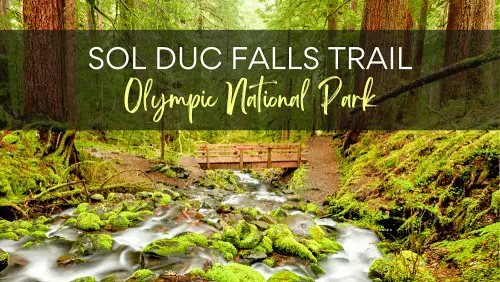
302, 136, 341, 204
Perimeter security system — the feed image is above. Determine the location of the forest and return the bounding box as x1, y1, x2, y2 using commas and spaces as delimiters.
0, 0, 499, 282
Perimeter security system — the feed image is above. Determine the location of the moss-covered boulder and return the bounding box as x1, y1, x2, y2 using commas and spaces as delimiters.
210, 241, 237, 261
127, 269, 154, 282
142, 233, 207, 258
267, 270, 313, 282
70, 276, 96, 282
152, 192, 172, 206
263, 224, 294, 241
204, 263, 265, 282
76, 212, 103, 231
73, 234, 113, 255
254, 236, 273, 254
236, 220, 262, 249
0, 232, 19, 241
274, 237, 317, 263
222, 225, 240, 246
108, 213, 131, 229
0, 249, 9, 273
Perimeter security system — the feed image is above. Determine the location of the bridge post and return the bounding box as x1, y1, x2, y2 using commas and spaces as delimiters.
206, 147, 210, 169
267, 147, 272, 168
239, 148, 244, 169
297, 144, 302, 166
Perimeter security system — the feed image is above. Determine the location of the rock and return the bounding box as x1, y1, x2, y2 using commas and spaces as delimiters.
128, 269, 154, 282
285, 195, 302, 202
71, 277, 96, 282
274, 237, 317, 263
56, 254, 86, 266
222, 226, 239, 246
73, 234, 113, 255
143, 233, 207, 258
204, 263, 265, 282
251, 221, 269, 231
282, 189, 294, 195
282, 214, 315, 237
239, 249, 267, 263
258, 214, 277, 225
0, 249, 9, 273
236, 220, 262, 249
76, 213, 103, 231
210, 241, 237, 261
268, 270, 310, 282
90, 194, 104, 203
224, 184, 235, 191
170, 166, 190, 179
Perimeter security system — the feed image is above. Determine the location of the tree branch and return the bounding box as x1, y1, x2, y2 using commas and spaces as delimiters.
350, 47, 500, 114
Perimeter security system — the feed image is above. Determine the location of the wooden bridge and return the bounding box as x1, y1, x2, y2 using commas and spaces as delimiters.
195, 143, 307, 170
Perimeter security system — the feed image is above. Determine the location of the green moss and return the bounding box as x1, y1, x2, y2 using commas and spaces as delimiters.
14, 229, 30, 237
236, 220, 262, 249
317, 237, 343, 253
308, 226, 324, 241
70, 277, 96, 282
262, 258, 275, 268
203, 263, 265, 282
0, 232, 19, 241
108, 213, 131, 228
263, 224, 294, 241
73, 203, 91, 215
76, 212, 103, 231
368, 252, 436, 282
210, 241, 237, 261
176, 232, 208, 247
65, 218, 77, 225
491, 190, 500, 210
152, 192, 172, 206
211, 232, 222, 241
254, 236, 273, 254
143, 238, 193, 257
310, 263, 325, 275
187, 268, 205, 276
274, 237, 317, 263
222, 225, 240, 246
241, 207, 260, 218
301, 203, 319, 214
74, 234, 113, 255
269, 208, 289, 221
0, 249, 9, 272
267, 270, 301, 282
301, 239, 322, 255
2, 134, 20, 144
129, 269, 154, 282
30, 231, 47, 241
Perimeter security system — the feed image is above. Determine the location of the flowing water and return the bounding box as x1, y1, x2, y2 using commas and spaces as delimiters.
0, 171, 381, 282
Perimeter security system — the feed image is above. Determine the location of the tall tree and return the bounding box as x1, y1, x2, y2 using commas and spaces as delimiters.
0, 0, 10, 114
23, 0, 78, 160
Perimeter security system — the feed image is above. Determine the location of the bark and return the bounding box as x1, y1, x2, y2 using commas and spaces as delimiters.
440, 0, 475, 105
0, 0, 10, 114
410, 0, 429, 97
64, 0, 78, 127
347, 0, 358, 30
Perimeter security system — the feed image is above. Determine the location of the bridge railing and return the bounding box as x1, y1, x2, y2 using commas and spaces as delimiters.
195, 143, 305, 169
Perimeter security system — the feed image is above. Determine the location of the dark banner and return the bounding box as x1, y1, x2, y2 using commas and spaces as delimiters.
0, 31, 498, 130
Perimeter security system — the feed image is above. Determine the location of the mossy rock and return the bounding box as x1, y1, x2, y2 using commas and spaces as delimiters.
263, 224, 294, 241
73, 234, 113, 255
267, 270, 313, 282
236, 220, 262, 249
152, 192, 172, 206
308, 226, 324, 241
73, 203, 92, 215
222, 225, 240, 246
142, 233, 207, 258
108, 213, 131, 229
204, 263, 265, 282
254, 236, 273, 254
310, 263, 325, 275
2, 134, 20, 144
210, 241, 237, 261
100, 274, 123, 282
0, 232, 19, 241
274, 237, 317, 263
128, 269, 154, 282
76, 212, 103, 231
262, 258, 275, 268
56, 254, 86, 266
71, 277, 96, 282
0, 249, 9, 273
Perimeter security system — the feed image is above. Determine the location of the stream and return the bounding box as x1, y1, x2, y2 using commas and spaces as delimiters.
0, 171, 381, 282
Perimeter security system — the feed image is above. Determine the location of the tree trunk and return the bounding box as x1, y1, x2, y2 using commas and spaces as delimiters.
410, 0, 429, 98
467, 0, 494, 102
347, 0, 358, 30
23, 0, 78, 164
0, 0, 10, 115
440, 0, 475, 106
